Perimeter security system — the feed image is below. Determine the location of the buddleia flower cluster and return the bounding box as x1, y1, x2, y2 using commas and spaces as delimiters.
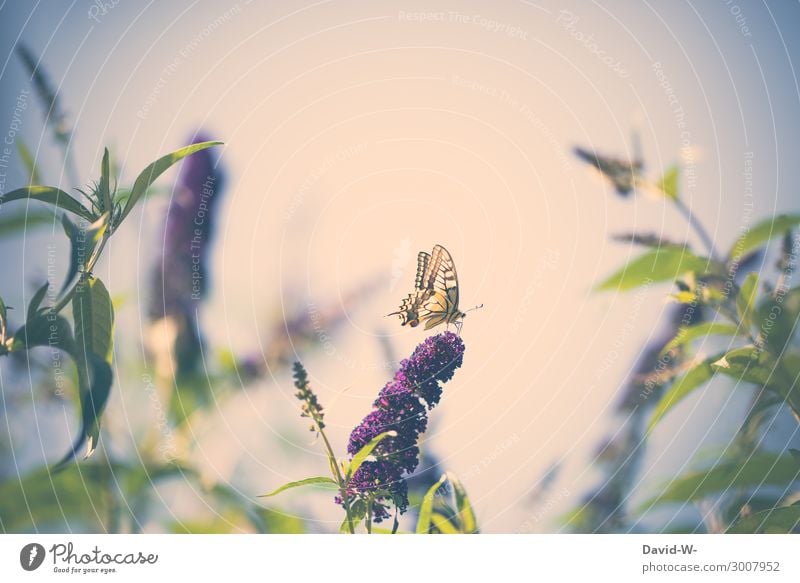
338, 331, 465, 522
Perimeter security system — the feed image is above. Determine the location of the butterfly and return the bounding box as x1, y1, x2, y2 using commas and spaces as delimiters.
574, 146, 643, 197
388, 244, 481, 333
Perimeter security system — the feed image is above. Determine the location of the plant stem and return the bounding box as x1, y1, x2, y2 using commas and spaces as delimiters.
674, 197, 719, 261
48, 228, 110, 315
317, 428, 355, 534
366, 497, 373, 534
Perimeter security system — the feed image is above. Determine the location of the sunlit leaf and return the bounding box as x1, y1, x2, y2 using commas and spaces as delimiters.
640, 452, 800, 508
259, 476, 337, 497
647, 354, 723, 433
27, 282, 49, 321
736, 272, 759, 332
726, 505, 800, 533
0, 186, 93, 221
416, 474, 447, 534
756, 287, 800, 355
346, 431, 395, 481
728, 214, 800, 262
16, 139, 41, 184
431, 512, 460, 534
55, 277, 114, 469
117, 141, 222, 226
660, 322, 740, 357
99, 148, 112, 215
596, 247, 712, 292
448, 471, 478, 533
60, 213, 108, 295
711, 345, 777, 387
656, 165, 679, 201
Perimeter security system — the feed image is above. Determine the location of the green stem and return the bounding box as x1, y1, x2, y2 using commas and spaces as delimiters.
366, 497, 373, 534
48, 229, 110, 315
318, 427, 355, 534
674, 197, 719, 261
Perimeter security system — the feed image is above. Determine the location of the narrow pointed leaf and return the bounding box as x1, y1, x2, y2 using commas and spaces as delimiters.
596, 247, 712, 292
728, 214, 800, 262
118, 141, 222, 226
736, 272, 759, 332
416, 474, 447, 534
99, 148, 112, 214
647, 354, 724, 433
346, 431, 395, 480
259, 476, 337, 497
727, 505, 800, 534
656, 165, 680, 201
431, 512, 460, 534
0, 186, 93, 221
27, 282, 49, 321
660, 322, 740, 358
448, 471, 478, 533
16, 140, 41, 184
640, 453, 800, 509
60, 213, 108, 295
56, 277, 115, 469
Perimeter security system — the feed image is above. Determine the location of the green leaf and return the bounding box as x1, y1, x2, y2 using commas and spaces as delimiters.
0, 295, 7, 345
346, 431, 395, 480
99, 148, 112, 214
27, 282, 49, 321
73, 277, 114, 364
416, 474, 447, 534
596, 247, 712, 292
117, 141, 222, 226
727, 505, 800, 534
656, 165, 679, 201
0, 209, 57, 238
756, 287, 800, 355
641, 452, 800, 509
736, 272, 759, 332
711, 346, 776, 387
16, 139, 41, 184
431, 512, 460, 534
259, 476, 337, 497
60, 213, 108, 294
728, 214, 800, 262
790, 449, 800, 467
341, 498, 367, 532
660, 322, 740, 357
0, 186, 93, 222
55, 277, 115, 468
448, 471, 478, 533
11, 314, 74, 353
647, 354, 723, 433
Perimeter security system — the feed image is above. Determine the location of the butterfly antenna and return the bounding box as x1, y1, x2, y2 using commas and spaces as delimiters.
465, 303, 484, 313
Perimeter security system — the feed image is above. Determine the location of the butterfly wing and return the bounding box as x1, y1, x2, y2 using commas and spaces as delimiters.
388, 251, 434, 327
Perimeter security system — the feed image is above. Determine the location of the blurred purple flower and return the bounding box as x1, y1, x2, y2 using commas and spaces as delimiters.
338, 331, 465, 523
148, 131, 225, 376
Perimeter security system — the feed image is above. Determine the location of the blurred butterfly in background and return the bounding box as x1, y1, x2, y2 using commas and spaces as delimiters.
388, 244, 482, 333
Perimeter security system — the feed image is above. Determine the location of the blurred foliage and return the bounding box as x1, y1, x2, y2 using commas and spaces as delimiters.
565, 142, 800, 534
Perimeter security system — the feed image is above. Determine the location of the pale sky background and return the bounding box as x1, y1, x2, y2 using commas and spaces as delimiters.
1, 0, 800, 533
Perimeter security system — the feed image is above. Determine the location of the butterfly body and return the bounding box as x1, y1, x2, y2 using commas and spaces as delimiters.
388, 244, 469, 332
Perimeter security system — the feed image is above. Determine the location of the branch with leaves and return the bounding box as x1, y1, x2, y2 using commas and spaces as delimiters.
571, 142, 800, 534
0, 140, 222, 469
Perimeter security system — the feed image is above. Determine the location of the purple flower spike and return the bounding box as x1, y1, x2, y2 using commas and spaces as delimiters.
340, 331, 465, 523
